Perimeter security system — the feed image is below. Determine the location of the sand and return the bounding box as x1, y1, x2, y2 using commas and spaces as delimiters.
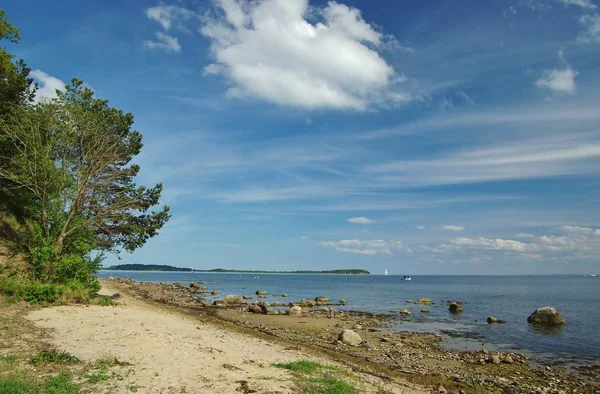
26, 280, 425, 394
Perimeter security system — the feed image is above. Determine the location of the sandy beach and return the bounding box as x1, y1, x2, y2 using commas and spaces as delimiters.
25, 280, 425, 394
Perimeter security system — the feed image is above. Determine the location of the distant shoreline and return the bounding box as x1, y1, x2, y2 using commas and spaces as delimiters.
101, 264, 370, 275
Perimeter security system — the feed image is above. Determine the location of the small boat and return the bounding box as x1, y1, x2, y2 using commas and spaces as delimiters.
401, 275, 412, 281
384, 268, 388, 276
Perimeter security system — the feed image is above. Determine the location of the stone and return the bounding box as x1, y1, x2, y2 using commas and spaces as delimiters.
315, 296, 331, 303
242, 295, 252, 300
223, 295, 244, 304
197, 298, 209, 307
213, 300, 225, 306
111, 293, 121, 299
490, 355, 501, 365
421, 309, 430, 313
360, 343, 374, 350
437, 385, 447, 394
527, 307, 566, 326
190, 283, 200, 289
417, 297, 432, 305
248, 305, 262, 314
503, 355, 514, 364
337, 329, 362, 346
289, 306, 303, 316
339, 299, 346, 305
400, 309, 411, 316
405, 300, 414, 304
487, 316, 498, 324
449, 303, 463, 313
210, 290, 221, 295
209, 282, 216, 285
281, 293, 288, 297
255, 290, 268, 295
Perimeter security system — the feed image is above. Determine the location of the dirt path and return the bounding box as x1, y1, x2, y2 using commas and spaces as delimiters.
26, 281, 426, 394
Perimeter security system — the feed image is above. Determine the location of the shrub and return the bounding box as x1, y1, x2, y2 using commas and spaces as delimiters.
0, 278, 97, 304
32, 350, 80, 366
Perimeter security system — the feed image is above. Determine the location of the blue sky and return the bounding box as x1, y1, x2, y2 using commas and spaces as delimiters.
4, 0, 600, 274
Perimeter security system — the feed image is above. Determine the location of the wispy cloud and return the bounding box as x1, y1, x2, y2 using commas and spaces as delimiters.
535, 51, 578, 95
442, 225, 465, 232
143, 32, 181, 53
320, 239, 404, 255
347, 217, 373, 224
577, 13, 600, 43
200, 0, 409, 110
554, 0, 597, 9
145, 5, 196, 30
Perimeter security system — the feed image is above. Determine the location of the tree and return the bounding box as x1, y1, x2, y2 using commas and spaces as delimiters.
0, 78, 171, 284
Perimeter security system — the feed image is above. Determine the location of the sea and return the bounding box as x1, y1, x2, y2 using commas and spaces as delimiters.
97, 271, 600, 366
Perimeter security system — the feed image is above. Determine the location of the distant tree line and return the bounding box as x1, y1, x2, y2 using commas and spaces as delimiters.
104, 264, 370, 275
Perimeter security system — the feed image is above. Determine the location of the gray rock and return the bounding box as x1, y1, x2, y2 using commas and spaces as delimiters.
400, 309, 411, 316
223, 295, 244, 304
242, 295, 252, 300
281, 293, 289, 297
190, 283, 200, 289
339, 299, 346, 305
289, 306, 303, 316
255, 290, 268, 295
337, 329, 362, 346
487, 316, 498, 324
449, 303, 463, 313
315, 296, 331, 304
197, 298, 209, 307
527, 307, 566, 326
210, 290, 221, 295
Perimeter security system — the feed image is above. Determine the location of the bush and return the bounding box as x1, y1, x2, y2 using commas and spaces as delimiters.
0, 278, 98, 304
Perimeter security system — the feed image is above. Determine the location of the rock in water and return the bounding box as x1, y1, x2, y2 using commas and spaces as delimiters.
449, 303, 463, 313
210, 290, 221, 295
223, 295, 244, 304
400, 309, 411, 316
417, 297, 432, 305
248, 305, 262, 314
190, 283, 200, 289
339, 299, 346, 305
255, 290, 267, 295
487, 316, 498, 324
527, 307, 566, 326
315, 296, 331, 304
338, 329, 362, 346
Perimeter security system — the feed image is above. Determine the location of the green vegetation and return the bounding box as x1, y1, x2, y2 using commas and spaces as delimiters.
32, 350, 80, 367
98, 295, 114, 306
104, 264, 370, 275
0, 9, 170, 304
0, 373, 79, 394
274, 360, 359, 394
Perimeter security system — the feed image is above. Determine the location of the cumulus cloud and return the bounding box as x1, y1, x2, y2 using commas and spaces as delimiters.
145, 5, 196, 30
451, 237, 529, 251
30, 70, 66, 103
536, 51, 579, 95
143, 32, 182, 53
347, 216, 373, 224
442, 225, 464, 232
200, 0, 408, 110
320, 239, 404, 255
578, 14, 600, 43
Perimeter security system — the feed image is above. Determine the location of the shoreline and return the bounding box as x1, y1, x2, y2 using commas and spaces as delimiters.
99, 277, 599, 393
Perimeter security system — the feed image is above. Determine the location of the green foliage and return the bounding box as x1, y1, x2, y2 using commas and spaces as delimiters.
32, 350, 80, 366
274, 360, 358, 394
98, 296, 113, 306
0, 278, 97, 304
0, 10, 169, 297
0, 373, 79, 394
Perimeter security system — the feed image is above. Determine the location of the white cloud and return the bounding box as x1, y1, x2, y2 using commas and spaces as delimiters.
30, 70, 65, 103
320, 239, 404, 255
347, 216, 373, 224
300, 235, 309, 240
143, 32, 182, 53
578, 14, 600, 43
555, 0, 597, 9
200, 0, 408, 110
442, 225, 465, 232
416, 225, 426, 230
536, 67, 578, 94
145, 5, 196, 30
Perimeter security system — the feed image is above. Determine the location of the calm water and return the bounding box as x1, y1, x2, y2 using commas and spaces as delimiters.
98, 271, 600, 364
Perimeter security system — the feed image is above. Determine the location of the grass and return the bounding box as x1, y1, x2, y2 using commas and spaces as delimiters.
98, 296, 113, 306
274, 360, 358, 394
32, 349, 80, 366
0, 373, 79, 394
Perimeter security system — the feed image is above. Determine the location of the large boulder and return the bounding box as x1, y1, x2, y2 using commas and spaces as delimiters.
315, 296, 331, 304
223, 295, 244, 304
527, 307, 566, 326
289, 306, 303, 316
337, 329, 362, 346
449, 303, 463, 313
248, 305, 262, 314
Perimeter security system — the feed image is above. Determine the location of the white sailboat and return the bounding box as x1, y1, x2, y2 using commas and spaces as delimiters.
384, 268, 388, 276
